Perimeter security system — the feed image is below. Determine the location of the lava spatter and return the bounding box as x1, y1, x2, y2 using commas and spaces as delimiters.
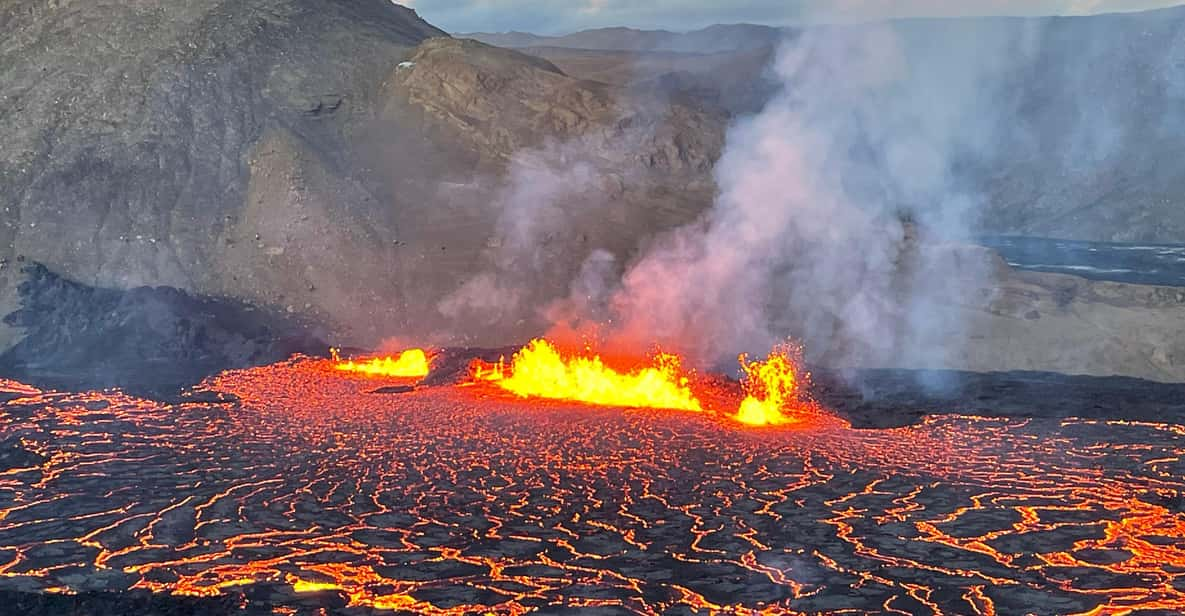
470, 338, 703, 412
735, 344, 813, 426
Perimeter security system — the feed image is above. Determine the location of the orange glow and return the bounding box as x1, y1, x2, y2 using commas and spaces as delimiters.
734, 346, 809, 426
4, 362, 1182, 613
332, 347, 430, 379
471, 338, 703, 412
292, 580, 342, 593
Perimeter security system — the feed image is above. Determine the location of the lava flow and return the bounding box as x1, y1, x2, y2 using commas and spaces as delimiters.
332, 347, 430, 378
2, 363, 1183, 615
471, 338, 815, 426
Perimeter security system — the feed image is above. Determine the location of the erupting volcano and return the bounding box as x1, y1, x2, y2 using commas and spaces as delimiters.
7, 1, 1185, 613
469, 338, 816, 426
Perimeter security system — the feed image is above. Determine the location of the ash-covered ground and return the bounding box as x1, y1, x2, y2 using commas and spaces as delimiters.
0, 358, 1182, 615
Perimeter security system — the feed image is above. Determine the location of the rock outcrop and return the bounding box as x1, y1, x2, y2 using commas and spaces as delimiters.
0, 1, 722, 349
0, 263, 326, 393
851, 241, 1185, 383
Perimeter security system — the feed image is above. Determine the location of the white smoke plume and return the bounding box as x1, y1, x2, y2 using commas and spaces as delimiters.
583, 22, 1034, 368
442, 20, 1045, 369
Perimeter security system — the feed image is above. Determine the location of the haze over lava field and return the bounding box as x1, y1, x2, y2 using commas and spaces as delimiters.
1, 357, 1182, 614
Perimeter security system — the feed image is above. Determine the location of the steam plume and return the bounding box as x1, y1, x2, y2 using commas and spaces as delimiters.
445, 21, 1045, 369
591, 23, 1019, 368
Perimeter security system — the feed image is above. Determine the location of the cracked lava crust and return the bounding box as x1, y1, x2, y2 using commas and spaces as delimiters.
0, 356, 1183, 614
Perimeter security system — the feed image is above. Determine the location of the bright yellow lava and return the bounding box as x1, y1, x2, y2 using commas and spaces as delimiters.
474, 339, 703, 412
734, 347, 806, 426
333, 348, 430, 378
292, 580, 342, 593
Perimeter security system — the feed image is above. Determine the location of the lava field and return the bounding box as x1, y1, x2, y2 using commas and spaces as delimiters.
0, 357, 1183, 614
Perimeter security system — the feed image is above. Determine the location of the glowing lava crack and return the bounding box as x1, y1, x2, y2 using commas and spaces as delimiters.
1, 366, 1183, 615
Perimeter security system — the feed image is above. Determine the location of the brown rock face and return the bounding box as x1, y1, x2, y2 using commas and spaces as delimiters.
0, 5, 724, 349
387, 38, 724, 177
958, 270, 1185, 382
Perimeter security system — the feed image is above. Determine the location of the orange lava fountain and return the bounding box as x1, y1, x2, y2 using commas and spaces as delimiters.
472, 338, 815, 424
471, 338, 703, 412
734, 345, 810, 426
331, 347, 430, 378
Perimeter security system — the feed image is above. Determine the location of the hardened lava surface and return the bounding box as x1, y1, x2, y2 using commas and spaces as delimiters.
1, 358, 1184, 615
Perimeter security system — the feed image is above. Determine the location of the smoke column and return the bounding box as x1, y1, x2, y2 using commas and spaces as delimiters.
585, 22, 1036, 368
444, 20, 1046, 369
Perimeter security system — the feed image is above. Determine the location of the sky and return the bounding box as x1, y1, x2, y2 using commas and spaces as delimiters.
403, 0, 1185, 34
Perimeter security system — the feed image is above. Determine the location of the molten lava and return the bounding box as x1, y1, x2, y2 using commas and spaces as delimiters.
470, 338, 815, 425
471, 338, 703, 412
332, 347, 430, 378
734, 346, 809, 426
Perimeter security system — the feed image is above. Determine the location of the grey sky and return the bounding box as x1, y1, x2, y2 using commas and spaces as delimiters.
403, 0, 1185, 35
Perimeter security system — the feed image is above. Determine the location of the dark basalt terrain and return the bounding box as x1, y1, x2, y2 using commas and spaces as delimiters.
0, 590, 238, 616
814, 368, 1185, 429
0, 361, 1181, 614
0, 263, 325, 395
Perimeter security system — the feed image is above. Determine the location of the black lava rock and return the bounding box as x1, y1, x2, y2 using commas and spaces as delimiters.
0, 263, 327, 395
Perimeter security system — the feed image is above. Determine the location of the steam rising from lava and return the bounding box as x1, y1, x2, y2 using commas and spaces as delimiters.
437, 23, 1045, 373
597, 25, 1007, 368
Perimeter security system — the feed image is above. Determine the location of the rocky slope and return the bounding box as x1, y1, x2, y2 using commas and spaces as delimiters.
890, 245, 1185, 382
0, 0, 722, 350
4, 1, 1185, 383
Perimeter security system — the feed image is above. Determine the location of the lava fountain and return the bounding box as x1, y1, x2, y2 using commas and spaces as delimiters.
470, 338, 703, 412
469, 338, 816, 425
331, 347, 431, 378
734, 345, 811, 426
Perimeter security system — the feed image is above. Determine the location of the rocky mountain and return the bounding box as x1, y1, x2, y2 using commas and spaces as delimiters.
0, 0, 722, 350
4, 1, 1185, 382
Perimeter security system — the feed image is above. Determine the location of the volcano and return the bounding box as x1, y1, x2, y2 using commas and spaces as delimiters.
5, 0, 1185, 614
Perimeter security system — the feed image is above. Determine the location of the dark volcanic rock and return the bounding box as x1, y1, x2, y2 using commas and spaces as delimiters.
817, 368, 1185, 428
0, 263, 325, 394
0, 589, 239, 616
0, 436, 46, 472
